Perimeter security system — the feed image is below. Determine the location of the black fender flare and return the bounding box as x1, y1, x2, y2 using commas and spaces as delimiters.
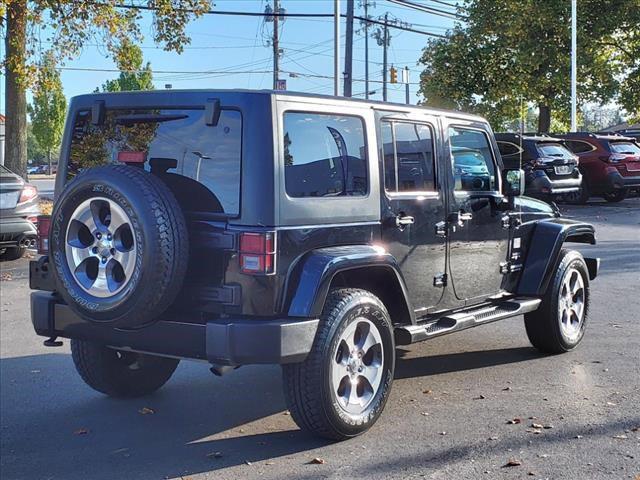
284, 245, 414, 321
517, 218, 596, 297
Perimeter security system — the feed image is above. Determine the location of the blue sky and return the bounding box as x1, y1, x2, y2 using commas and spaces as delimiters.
0, 0, 459, 114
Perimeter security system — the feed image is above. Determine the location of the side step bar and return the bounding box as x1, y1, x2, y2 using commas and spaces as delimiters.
395, 297, 542, 345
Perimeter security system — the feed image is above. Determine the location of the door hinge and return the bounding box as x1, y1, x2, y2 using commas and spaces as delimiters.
501, 215, 511, 229
433, 273, 447, 287
435, 221, 447, 238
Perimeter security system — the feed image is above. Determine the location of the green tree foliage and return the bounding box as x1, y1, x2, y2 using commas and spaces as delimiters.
418, 0, 640, 132
28, 51, 67, 174
99, 41, 154, 92
27, 123, 47, 164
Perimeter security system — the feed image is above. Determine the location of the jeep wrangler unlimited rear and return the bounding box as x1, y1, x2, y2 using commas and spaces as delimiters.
30, 90, 599, 440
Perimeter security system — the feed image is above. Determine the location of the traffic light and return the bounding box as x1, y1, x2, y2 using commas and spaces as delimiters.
390, 66, 398, 84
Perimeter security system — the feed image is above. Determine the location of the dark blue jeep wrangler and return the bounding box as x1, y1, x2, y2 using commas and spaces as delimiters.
30, 90, 599, 440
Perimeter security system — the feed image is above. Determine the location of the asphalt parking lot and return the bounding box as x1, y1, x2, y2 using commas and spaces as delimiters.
1, 198, 639, 480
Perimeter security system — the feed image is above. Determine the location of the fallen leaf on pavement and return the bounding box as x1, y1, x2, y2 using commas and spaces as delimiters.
503, 458, 522, 467
0, 273, 12, 281
308, 458, 326, 464
631, 426, 639, 432
612, 434, 628, 439
283, 410, 290, 416
502, 387, 512, 391
474, 394, 486, 400
531, 423, 544, 429
507, 418, 522, 425
138, 407, 155, 415
574, 435, 583, 439
245, 461, 252, 466
73, 428, 89, 435
423, 389, 432, 394
206, 451, 223, 459
528, 472, 536, 476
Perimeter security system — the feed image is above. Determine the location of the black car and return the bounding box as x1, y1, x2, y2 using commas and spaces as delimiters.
495, 133, 582, 200
30, 90, 598, 440
0, 164, 39, 260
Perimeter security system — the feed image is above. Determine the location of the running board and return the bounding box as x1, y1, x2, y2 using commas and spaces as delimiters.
395, 297, 542, 345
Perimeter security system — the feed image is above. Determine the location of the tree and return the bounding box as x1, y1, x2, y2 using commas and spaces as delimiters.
418, 0, 639, 132
99, 41, 154, 92
2, 1, 211, 178
27, 123, 47, 165
29, 52, 67, 175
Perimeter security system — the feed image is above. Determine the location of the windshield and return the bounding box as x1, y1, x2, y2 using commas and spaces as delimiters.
67, 108, 242, 216
609, 141, 640, 155
537, 142, 575, 160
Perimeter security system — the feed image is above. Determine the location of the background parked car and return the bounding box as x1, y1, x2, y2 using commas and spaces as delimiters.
0, 165, 40, 260
557, 133, 640, 203
495, 133, 581, 201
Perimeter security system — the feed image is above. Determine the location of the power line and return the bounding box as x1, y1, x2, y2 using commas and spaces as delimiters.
386, 0, 467, 20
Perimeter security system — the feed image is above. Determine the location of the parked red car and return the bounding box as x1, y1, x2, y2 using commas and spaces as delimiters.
557, 133, 640, 203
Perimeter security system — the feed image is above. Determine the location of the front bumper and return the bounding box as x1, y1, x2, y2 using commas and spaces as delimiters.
30, 291, 319, 366
606, 170, 640, 190
0, 216, 37, 247
527, 171, 582, 196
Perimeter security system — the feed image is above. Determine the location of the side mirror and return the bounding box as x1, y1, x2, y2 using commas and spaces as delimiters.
503, 168, 525, 197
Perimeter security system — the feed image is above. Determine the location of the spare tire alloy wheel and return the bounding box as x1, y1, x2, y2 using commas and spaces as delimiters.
557, 267, 586, 343
66, 197, 136, 297
50, 165, 188, 328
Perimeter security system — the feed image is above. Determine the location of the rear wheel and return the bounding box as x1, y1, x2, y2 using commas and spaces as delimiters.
0, 246, 27, 261
71, 339, 179, 397
282, 288, 395, 440
603, 189, 627, 202
524, 249, 589, 353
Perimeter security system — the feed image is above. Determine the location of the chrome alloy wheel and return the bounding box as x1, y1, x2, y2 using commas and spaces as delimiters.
331, 318, 384, 415
558, 267, 586, 341
65, 197, 136, 298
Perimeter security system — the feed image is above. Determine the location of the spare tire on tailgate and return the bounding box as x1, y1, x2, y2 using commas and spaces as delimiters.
50, 165, 188, 328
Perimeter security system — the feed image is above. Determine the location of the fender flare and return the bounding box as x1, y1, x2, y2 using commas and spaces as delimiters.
517, 218, 596, 297
284, 245, 414, 320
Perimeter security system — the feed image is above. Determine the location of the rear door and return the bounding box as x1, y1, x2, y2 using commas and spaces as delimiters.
444, 122, 510, 304
378, 112, 447, 315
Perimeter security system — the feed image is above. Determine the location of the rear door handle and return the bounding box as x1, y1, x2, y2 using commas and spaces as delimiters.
448, 211, 473, 227
396, 215, 415, 228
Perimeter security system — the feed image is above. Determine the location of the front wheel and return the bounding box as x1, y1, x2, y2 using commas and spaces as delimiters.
603, 189, 627, 203
71, 339, 179, 397
282, 288, 395, 440
524, 249, 590, 353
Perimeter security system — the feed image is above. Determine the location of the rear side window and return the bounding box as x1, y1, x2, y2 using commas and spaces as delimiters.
381, 121, 436, 193
537, 142, 575, 160
497, 141, 522, 157
449, 127, 497, 192
564, 140, 594, 153
609, 141, 640, 155
283, 112, 367, 198
68, 108, 242, 216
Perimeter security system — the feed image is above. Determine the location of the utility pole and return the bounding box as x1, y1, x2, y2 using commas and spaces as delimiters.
334, 0, 341, 96
344, 0, 354, 97
363, 1, 370, 99
272, 0, 280, 90
570, 0, 577, 131
403, 66, 410, 104
382, 13, 389, 101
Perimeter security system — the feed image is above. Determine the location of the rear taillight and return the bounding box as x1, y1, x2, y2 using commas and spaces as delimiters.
18, 184, 38, 204
600, 153, 627, 163
239, 232, 276, 275
37, 215, 52, 255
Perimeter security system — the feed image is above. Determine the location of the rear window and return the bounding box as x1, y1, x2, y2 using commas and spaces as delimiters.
67, 108, 242, 216
283, 112, 367, 198
609, 141, 640, 155
496, 141, 522, 157
537, 142, 575, 160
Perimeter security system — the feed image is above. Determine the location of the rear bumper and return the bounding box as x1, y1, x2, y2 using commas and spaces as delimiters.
528, 171, 582, 195
0, 216, 37, 247
606, 170, 640, 190
30, 291, 319, 366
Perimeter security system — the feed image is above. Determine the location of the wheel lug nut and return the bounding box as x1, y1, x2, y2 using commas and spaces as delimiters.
96, 233, 102, 240
110, 248, 116, 255
92, 247, 98, 254
107, 234, 112, 240
101, 257, 107, 264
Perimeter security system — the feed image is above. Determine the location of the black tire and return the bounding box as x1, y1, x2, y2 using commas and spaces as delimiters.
282, 288, 395, 440
50, 165, 188, 328
0, 246, 27, 261
524, 249, 590, 354
564, 181, 590, 204
603, 189, 627, 203
71, 339, 179, 397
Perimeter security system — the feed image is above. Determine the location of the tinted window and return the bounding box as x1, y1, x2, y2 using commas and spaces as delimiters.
449, 127, 496, 192
381, 121, 436, 193
283, 112, 367, 198
565, 140, 594, 154
537, 142, 575, 160
609, 141, 640, 155
497, 141, 522, 157
68, 108, 242, 215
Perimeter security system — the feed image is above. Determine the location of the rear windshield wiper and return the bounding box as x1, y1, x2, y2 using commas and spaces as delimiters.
115, 113, 188, 125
